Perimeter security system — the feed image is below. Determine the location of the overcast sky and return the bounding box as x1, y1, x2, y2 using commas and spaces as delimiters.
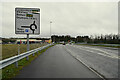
1, 1, 118, 38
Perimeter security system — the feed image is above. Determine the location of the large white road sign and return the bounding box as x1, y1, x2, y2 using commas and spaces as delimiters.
15, 8, 40, 34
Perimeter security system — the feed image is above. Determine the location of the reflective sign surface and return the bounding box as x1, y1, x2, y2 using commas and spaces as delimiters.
15, 8, 40, 34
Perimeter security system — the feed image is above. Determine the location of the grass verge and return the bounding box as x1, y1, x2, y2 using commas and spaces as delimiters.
2, 43, 47, 60
1, 44, 54, 79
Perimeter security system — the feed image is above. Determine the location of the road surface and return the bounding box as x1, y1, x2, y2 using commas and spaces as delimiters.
16, 44, 101, 78
65, 44, 119, 78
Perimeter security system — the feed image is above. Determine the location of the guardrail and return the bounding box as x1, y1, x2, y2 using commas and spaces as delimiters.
0, 44, 53, 69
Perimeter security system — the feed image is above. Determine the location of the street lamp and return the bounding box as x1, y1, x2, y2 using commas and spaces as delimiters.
50, 21, 52, 43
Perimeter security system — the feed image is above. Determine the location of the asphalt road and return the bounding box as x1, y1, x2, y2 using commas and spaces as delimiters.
65, 44, 119, 78
16, 44, 100, 78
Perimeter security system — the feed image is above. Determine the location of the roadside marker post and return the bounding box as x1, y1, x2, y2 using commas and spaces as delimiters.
15, 42, 20, 67
15, 8, 40, 61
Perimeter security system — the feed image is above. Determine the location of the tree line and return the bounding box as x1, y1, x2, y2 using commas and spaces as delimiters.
51, 34, 119, 44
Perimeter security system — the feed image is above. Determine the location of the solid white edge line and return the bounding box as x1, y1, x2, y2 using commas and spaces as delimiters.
76, 57, 106, 80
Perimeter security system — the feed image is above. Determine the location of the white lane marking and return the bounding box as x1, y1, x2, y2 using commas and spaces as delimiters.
64, 47, 106, 80
70, 45, 119, 59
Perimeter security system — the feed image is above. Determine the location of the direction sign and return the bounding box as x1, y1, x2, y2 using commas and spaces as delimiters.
15, 8, 40, 34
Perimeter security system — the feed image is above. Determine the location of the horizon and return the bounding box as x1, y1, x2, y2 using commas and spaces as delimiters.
0, 33, 118, 39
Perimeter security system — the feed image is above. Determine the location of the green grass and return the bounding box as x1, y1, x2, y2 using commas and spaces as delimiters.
2, 43, 47, 60
2, 45, 54, 79
76, 44, 120, 48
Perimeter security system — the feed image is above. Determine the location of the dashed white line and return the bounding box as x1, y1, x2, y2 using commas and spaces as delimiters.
70, 45, 119, 59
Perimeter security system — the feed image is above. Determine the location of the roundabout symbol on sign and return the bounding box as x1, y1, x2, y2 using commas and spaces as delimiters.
21, 21, 37, 34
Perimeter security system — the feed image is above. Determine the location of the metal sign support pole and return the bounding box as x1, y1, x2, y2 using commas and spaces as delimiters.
26, 34, 29, 60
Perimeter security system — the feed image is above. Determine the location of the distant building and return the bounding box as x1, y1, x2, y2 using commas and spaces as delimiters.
0, 40, 2, 44
45, 40, 52, 43
16, 39, 42, 44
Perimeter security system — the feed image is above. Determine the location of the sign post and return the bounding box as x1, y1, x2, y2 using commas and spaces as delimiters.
26, 34, 29, 60
15, 8, 40, 60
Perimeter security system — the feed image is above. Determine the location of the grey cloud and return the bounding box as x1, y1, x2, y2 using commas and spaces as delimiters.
2, 2, 118, 38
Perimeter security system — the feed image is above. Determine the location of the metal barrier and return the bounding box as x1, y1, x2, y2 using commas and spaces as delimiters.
0, 44, 53, 69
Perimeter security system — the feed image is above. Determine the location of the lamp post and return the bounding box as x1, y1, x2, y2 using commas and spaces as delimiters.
50, 21, 52, 43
